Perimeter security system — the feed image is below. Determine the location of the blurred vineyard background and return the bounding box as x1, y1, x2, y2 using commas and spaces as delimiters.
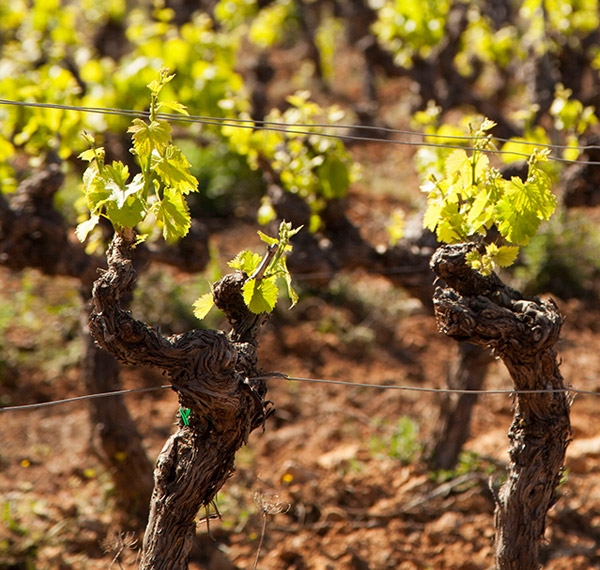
2, 0, 600, 568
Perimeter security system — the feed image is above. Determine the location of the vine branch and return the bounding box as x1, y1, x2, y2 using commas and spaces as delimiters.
430, 243, 572, 570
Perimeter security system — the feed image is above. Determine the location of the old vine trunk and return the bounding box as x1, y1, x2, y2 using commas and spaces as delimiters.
430, 243, 572, 570
89, 232, 273, 570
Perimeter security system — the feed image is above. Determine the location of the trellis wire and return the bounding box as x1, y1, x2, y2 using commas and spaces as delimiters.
1, 374, 597, 413
1, 98, 600, 165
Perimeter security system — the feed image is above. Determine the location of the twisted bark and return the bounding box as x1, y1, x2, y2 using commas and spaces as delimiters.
430, 243, 572, 570
89, 231, 272, 569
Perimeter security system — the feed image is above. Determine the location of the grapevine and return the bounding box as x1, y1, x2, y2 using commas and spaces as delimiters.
193, 221, 302, 318
421, 118, 557, 276
223, 91, 359, 231
76, 69, 198, 243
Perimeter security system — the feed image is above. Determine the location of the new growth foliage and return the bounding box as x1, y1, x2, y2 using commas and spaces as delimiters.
421, 119, 557, 276
77, 70, 301, 319
223, 91, 358, 232
193, 221, 302, 318
77, 69, 301, 319
77, 69, 198, 243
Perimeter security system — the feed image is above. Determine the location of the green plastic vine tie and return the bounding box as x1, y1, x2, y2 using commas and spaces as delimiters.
179, 406, 191, 426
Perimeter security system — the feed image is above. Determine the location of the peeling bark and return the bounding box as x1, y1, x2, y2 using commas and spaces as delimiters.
430, 243, 572, 570
89, 232, 272, 569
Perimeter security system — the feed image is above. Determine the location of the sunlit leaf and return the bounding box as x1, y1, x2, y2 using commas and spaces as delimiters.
228, 250, 262, 274
78, 148, 98, 162
153, 186, 191, 240
257, 231, 278, 247
192, 292, 215, 320
242, 276, 278, 314
157, 100, 189, 115
153, 145, 198, 194
490, 244, 520, 268
281, 257, 299, 308
106, 193, 146, 228
128, 119, 172, 155
445, 149, 470, 179
75, 214, 100, 242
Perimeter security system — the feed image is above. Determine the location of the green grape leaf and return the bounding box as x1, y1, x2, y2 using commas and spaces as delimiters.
147, 70, 175, 94
83, 173, 111, 214
242, 276, 278, 314
153, 145, 198, 194
318, 156, 350, 199
419, 117, 557, 275
106, 191, 147, 228
104, 161, 129, 186
465, 249, 486, 274
466, 188, 493, 232
496, 174, 556, 245
281, 257, 299, 308
445, 149, 471, 180
78, 148, 98, 162
153, 186, 191, 240
514, 173, 556, 219
228, 250, 262, 274
422, 182, 445, 233
75, 214, 100, 242
435, 202, 466, 243
193, 292, 215, 320
104, 163, 139, 208
436, 219, 463, 243
257, 230, 279, 247
445, 149, 489, 190
128, 119, 172, 156
157, 100, 189, 115
491, 244, 520, 267
466, 243, 520, 276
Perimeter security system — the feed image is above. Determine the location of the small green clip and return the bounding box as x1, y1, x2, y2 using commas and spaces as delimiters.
179, 407, 191, 426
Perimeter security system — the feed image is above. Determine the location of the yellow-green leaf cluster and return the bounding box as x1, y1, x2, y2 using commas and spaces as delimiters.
223, 92, 358, 232
422, 118, 557, 275
193, 221, 301, 319
77, 70, 199, 242
372, 0, 451, 68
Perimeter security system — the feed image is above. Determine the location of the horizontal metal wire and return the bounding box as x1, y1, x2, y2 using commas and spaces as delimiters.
1, 373, 595, 413
1, 98, 599, 165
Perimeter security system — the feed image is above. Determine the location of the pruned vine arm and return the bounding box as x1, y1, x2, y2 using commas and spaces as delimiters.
88, 230, 183, 370
430, 243, 562, 361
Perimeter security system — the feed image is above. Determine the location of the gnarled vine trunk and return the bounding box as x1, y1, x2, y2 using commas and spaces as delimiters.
430, 243, 572, 570
88, 231, 273, 569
